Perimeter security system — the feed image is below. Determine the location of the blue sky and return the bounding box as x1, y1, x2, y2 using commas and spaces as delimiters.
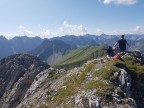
0, 0, 144, 38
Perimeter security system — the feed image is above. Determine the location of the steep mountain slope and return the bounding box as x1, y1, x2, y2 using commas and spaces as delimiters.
55, 46, 106, 69
0, 54, 49, 108
30, 39, 76, 65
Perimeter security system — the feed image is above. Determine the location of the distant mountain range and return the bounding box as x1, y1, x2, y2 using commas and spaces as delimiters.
30, 34, 144, 66
0, 34, 144, 63
0, 36, 43, 58
51, 34, 144, 47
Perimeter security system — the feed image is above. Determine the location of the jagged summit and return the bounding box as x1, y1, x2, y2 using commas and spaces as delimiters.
0, 54, 48, 68
0, 54, 49, 108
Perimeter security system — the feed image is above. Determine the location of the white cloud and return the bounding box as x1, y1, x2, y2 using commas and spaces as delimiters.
99, 0, 137, 5
19, 25, 33, 36
131, 26, 144, 34
38, 29, 54, 38
59, 27, 64, 33
133, 26, 142, 33
60, 21, 87, 36
18, 25, 55, 39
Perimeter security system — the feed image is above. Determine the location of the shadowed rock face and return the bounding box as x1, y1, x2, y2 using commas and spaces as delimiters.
0, 54, 49, 108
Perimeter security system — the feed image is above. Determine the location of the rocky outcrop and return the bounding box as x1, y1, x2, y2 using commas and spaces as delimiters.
16, 67, 65, 108
0, 54, 49, 108
73, 89, 137, 108
65, 67, 137, 108
110, 68, 132, 97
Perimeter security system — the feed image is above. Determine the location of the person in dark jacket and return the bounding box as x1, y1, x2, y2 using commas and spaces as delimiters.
113, 35, 130, 53
103, 46, 114, 57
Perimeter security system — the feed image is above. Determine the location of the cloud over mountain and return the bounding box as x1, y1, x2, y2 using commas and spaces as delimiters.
60, 21, 87, 35
19, 26, 33, 36
39, 29, 54, 38
133, 26, 143, 34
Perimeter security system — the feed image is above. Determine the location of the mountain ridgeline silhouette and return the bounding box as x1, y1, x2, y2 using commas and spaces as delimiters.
0, 34, 144, 64
0, 36, 43, 58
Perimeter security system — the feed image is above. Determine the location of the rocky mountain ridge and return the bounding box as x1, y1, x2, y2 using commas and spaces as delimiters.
0, 53, 144, 108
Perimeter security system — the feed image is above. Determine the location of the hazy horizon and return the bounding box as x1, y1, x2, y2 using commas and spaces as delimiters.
1, 33, 144, 40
